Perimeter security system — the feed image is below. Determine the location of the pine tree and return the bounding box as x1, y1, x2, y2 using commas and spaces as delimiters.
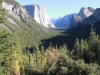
0, 0, 5, 23
41, 45, 44, 69
55, 44, 58, 50
84, 25, 99, 63
79, 39, 85, 59
62, 43, 68, 54
88, 24, 98, 51
84, 39, 89, 50
73, 38, 80, 59
13, 38, 28, 75
96, 41, 100, 64
34, 44, 41, 70
0, 30, 13, 75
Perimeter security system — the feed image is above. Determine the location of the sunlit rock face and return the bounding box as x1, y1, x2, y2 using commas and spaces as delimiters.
24, 4, 55, 28
2, 1, 30, 24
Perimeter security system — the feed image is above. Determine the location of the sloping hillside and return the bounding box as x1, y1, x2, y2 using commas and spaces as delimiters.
0, 0, 62, 48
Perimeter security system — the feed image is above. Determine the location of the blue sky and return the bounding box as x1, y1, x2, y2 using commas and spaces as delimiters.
15, 0, 100, 18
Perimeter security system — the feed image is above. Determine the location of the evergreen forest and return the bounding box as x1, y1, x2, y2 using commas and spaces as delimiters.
0, 0, 100, 75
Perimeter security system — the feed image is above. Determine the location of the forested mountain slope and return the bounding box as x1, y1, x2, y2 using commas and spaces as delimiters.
0, 0, 62, 48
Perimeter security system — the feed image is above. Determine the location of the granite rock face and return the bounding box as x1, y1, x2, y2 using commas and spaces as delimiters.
69, 7, 95, 28
81, 8, 100, 25
2, 1, 31, 24
24, 4, 55, 28
69, 14, 82, 28
78, 7, 95, 18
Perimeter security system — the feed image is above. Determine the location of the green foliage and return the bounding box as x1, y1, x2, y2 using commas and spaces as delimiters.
73, 38, 80, 59
0, 0, 5, 23
3, 10, 62, 49
0, 30, 13, 75
0, 24, 100, 75
45, 53, 100, 75
0, 0, 100, 74
0, 28, 29, 75
88, 25, 98, 50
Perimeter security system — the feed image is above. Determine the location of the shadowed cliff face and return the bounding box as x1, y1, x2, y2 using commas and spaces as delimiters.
69, 7, 95, 28
81, 8, 100, 25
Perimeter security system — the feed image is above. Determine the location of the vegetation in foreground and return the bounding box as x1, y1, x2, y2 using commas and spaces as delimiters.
0, 0, 100, 75
0, 24, 100, 75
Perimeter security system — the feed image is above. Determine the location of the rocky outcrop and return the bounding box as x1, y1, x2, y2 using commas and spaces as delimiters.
0, 23, 12, 33
81, 8, 100, 25
24, 4, 55, 28
2, 1, 31, 24
7, 17, 19, 27
78, 7, 95, 18
69, 7, 95, 28
69, 14, 82, 28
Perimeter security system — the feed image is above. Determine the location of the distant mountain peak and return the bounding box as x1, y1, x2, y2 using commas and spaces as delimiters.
78, 7, 95, 18
81, 8, 100, 25
52, 14, 72, 28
